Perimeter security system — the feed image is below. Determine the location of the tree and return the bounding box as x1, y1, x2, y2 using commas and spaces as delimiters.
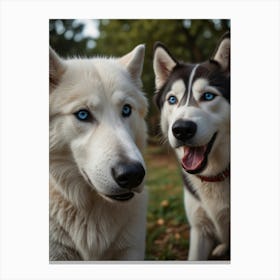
49, 19, 230, 136
49, 19, 92, 57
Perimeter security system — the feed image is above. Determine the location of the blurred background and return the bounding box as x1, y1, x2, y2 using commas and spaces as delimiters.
50, 19, 230, 260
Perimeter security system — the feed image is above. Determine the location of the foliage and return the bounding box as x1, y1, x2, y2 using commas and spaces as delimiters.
49, 20, 92, 57
49, 19, 230, 136
144, 144, 189, 260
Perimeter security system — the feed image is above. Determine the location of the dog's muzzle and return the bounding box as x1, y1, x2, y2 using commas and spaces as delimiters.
172, 120, 197, 142
112, 161, 145, 189
171, 119, 218, 174
108, 161, 145, 201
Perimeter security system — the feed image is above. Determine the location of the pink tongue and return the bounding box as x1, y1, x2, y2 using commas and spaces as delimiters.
182, 145, 207, 171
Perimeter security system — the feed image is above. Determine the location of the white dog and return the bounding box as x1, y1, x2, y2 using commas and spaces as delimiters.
49, 45, 148, 261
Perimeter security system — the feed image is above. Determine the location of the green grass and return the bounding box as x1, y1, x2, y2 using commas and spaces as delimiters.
144, 144, 190, 260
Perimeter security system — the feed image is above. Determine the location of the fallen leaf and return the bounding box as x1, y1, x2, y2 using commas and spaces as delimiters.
157, 218, 165, 225
160, 200, 169, 207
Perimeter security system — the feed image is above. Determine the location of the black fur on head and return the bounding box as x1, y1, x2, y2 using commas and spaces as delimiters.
153, 32, 230, 109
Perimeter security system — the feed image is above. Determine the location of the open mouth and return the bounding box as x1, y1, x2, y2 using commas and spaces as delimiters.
106, 192, 135, 201
181, 132, 217, 174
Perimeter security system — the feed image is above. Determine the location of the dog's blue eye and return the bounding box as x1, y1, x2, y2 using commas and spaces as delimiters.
168, 95, 178, 105
122, 104, 132, 117
75, 110, 91, 121
202, 92, 216, 101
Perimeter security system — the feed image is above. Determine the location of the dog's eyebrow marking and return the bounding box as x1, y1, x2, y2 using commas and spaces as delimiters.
170, 79, 185, 96
186, 64, 199, 106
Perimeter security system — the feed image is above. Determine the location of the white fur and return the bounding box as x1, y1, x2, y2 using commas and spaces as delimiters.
214, 38, 230, 71
49, 45, 148, 261
184, 175, 230, 260
153, 46, 176, 89
186, 64, 199, 106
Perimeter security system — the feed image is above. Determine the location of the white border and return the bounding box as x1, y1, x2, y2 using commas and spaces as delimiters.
1, 1, 279, 279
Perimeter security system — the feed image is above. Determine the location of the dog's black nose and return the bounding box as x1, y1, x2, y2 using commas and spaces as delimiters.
172, 120, 197, 141
112, 161, 145, 189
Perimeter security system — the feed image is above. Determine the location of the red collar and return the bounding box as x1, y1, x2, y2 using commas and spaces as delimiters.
197, 167, 230, 182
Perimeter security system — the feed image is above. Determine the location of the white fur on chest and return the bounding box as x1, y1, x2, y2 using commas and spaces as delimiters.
50, 182, 147, 260
184, 174, 230, 241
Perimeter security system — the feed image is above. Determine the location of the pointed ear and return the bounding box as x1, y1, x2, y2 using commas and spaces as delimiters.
119, 44, 145, 88
212, 32, 230, 73
153, 42, 177, 90
49, 47, 66, 92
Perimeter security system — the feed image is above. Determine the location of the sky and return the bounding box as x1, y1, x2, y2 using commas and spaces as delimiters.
76, 19, 100, 38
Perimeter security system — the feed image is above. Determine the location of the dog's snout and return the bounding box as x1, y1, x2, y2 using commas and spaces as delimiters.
172, 120, 197, 141
112, 161, 145, 189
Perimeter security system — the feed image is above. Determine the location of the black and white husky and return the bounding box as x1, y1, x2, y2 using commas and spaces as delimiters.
153, 32, 230, 260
